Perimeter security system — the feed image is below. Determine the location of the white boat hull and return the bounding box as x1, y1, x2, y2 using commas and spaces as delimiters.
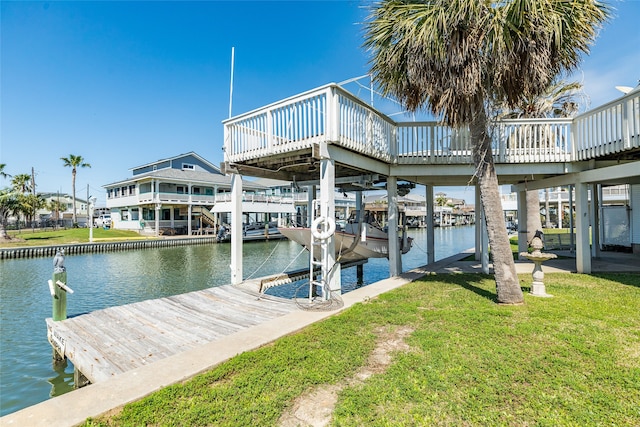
278, 225, 411, 263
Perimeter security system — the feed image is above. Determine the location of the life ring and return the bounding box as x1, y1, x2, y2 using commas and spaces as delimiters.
311, 216, 336, 240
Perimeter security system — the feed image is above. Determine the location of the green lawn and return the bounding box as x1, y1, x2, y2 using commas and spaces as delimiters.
1, 228, 148, 247
86, 272, 640, 426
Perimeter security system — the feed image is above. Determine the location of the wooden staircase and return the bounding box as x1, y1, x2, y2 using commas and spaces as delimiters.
192, 206, 216, 227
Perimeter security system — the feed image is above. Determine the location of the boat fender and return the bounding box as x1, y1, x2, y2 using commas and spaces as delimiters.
311, 216, 336, 240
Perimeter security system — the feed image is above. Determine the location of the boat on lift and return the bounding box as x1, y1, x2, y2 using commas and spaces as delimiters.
278, 210, 412, 263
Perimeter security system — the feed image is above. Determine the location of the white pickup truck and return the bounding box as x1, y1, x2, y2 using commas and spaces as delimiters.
94, 214, 111, 228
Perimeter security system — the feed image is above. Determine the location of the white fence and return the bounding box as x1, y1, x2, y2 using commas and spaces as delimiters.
223, 84, 639, 166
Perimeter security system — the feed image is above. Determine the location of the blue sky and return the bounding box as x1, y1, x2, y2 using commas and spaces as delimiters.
2, 0, 639, 206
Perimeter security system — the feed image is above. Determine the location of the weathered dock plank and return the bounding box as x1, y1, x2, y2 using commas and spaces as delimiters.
46, 284, 298, 384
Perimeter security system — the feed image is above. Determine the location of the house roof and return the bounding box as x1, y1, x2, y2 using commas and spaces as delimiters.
128, 151, 220, 174
38, 193, 86, 203
248, 177, 292, 188
104, 169, 265, 191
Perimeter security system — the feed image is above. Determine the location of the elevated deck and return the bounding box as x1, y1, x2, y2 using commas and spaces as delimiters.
46, 285, 298, 384
222, 83, 639, 188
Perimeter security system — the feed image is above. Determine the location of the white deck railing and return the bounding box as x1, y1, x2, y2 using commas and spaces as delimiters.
223, 84, 639, 166
573, 90, 640, 160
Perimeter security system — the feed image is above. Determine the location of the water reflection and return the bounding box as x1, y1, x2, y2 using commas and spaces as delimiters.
1, 226, 475, 416
48, 359, 73, 398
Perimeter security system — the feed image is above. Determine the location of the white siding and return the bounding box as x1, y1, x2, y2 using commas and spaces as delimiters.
632, 184, 640, 244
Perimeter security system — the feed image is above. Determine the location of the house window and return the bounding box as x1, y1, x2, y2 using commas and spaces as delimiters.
174, 208, 186, 220
128, 185, 135, 195
131, 208, 139, 220
121, 209, 130, 221
162, 209, 171, 220
182, 163, 195, 170
177, 186, 185, 194
143, 208, 155, 220
193, 187, 201, 195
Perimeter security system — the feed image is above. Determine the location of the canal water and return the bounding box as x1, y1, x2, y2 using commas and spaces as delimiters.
0, 226, 475, 416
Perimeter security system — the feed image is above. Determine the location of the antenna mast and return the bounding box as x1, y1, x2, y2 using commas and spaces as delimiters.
228, 47, 235, 119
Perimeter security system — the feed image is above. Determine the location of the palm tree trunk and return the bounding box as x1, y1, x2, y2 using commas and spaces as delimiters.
71, 170, 77, 226
526, 190, 543, 244
470, 107, 523, 304
1, 213, 10, 240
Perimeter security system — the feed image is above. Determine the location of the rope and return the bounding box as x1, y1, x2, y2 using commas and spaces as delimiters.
245, 240, 282, 280
409, 237, 429, 255
293, 281, 344, 311
281, 245, 308, 272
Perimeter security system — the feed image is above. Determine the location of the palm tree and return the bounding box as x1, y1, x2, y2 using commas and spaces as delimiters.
0, 163, 10, 180
364, 0, 609, 304
10, 173, 33, 227
11, 173, 32, 194
0, 189, 19, 240
49, 198, 67, 229
61, 155, 91, 226
435, 193, 448, 207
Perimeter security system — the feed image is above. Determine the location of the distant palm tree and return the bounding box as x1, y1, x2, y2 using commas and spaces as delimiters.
61, 155, 91, 226
0, 164, 16, 239
9, 173, 33, 227
0, 188, 19, 239
11, 173, 32, 194
435, 193, 448, 207
49, 199, 67, 228
0, 163, 10, 180
364, 0, 609, 304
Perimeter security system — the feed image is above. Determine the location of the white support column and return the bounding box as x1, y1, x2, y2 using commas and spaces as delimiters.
387, 176, 401, 276
307, 185, 315, 228
575, 182, 591, 273
425, 184, 435, 264
355, 190, 363, 217
592, 184, 602, 258
155, 204, 161, 237
230, 173, 243, 285
154, 179, 160, 237
557, 187, 563, 229
569, 185, 575, 251
187, 184, 193, 236
319, 159, 340, 295
517, 190, 528, 259
631, 184, 640, 255
475, 185, 482, 261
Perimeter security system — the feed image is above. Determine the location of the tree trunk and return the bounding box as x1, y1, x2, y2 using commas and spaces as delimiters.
470, 107, 524, 305
71, 170, 77, 225
0, 214, 10, 240
526, 190, 543, 244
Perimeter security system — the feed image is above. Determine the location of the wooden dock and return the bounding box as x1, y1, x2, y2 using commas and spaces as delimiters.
46, 285, 298, 384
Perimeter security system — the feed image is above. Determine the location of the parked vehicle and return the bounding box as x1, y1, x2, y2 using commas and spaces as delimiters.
94, 214, 111, 228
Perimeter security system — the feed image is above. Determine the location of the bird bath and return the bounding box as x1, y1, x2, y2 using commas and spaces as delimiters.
520, 233, 557, 297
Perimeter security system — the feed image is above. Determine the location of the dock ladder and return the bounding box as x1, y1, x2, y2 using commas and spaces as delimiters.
308, 199, 334, 301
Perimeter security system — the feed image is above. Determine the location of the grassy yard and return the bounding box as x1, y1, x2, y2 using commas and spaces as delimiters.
86, 273, 640, 426
1, 228, 148, 247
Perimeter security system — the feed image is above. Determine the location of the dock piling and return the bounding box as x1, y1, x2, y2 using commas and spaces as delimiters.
51, 250, 69, 321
